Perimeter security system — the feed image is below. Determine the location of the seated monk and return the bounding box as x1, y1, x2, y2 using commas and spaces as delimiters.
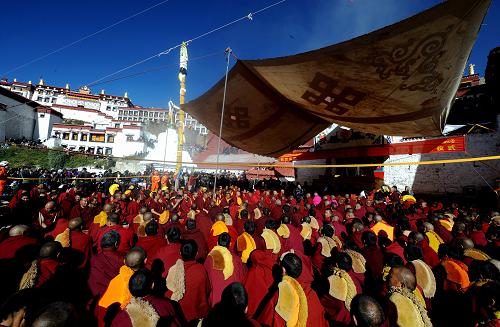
255, 252, 309, 327
207, 214, 238, 251
244, 228, 281, 317
320, 252, 362, 326
277, 216, 304, 255
135, 221, 166, 263
150, 226, 182, 275
64, 217, 92, 268
89, 203, 114, 242
0, 225, 38, 260
70, 197, 92, 229
204, 233, 245, 306
88, 231, 123, 304
97, 247, 147, 327
111, 269, 186, 327
236, 221, 258, 264
182, 218, 208, 262
312, 224, 342, 272
386, 266, 432, 327
177, 240, 211, 322
37, 201, 62, 230
95, 213, 134, 255
408, 232, 439, 269
19, 241, 63, 290
132, 210, 153, 237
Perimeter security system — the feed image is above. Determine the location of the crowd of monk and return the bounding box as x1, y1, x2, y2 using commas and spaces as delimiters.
0, 175, 499, 327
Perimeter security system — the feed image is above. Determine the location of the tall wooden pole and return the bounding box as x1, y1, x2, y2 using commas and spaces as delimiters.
176, 42, 188, 174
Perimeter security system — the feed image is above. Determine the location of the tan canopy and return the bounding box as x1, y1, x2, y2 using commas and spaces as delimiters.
184, 0, 491, 157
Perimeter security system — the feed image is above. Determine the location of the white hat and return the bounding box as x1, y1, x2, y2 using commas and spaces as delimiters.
0, 161, 9, 167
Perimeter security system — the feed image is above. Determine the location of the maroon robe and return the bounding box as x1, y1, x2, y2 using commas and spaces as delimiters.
70, 205, 93, 229
135, 235, 167, 268
469, 230, 488, 247
178, 261, 211, 321
110, 295, 186, 327
95, 225, 134, 255
36, 258, 60, 288
204, 251, 245, 306
0, 235, 38, 260
182, 229, 208, 261
361, 245, 384, 281
420, 240, 440, 268
150, 243, 182, 278
69, 230, 92, 268
87, 249, 123, 299
243, 250, 278, 317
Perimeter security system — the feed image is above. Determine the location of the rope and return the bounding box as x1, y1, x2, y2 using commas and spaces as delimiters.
84, 0, 289, 87
213, 48, 232, 194
3, 143, 500, 168
1, 0, 171, 76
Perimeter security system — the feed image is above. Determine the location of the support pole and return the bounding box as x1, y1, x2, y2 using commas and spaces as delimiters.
176, 42, 188, 175
213, 47, 232, 195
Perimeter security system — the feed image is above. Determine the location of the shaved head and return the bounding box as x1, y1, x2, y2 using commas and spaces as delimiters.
423, 222, 434, 231
31, 302, 77, 327
456, 237, 475, 250
9, 225, 29, 237
388, 266, 416, 291
103, 204, 113, 213
351, 295, 385, 327
125, 247, 146, 270
68, 217, 83, 231
139, 207, 148, 214
39, 241, 62, 260
143, 212, 153, 222
45, 201, 55, 211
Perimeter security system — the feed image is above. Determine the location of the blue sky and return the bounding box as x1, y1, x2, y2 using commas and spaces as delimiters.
1, 0, 498, 108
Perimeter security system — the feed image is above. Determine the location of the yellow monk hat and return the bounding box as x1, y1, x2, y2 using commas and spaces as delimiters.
109, 183, 120, 195
261, 228, 281, 254
211, 221, 228, 237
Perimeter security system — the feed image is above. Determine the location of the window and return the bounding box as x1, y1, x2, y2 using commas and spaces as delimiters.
63, 132, 70, 140
114, 124, 120, 128
119, 110, 123, 115
126, 135, 133, 141
106, 106, 111, 111
154, 112, 158, 117
90, 134, 105, 142
134, 111, 138, 116
105, 148, 112, 155
44, 98, 49, 102
149, 112, 154, 116
71, 133, 78, 140
107, 135, 114, 143
51, 98, 56, 103
96, 148, 103, 155
81, 134, 88, 141
129, 110, 133, 115
37, 96, 42, 101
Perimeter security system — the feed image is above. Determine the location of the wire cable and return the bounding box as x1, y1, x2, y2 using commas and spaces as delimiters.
84, 0, 288, 87
1, 0, 171, 76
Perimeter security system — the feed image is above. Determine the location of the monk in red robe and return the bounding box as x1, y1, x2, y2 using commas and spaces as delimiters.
97, 247, 147, 327
150, 226, 182, 277
87, 231, 123, 305
135, 221, 166, 263
34, 241, 63, 288
182, 219, 208, 261
70, 197, 93, 229
177, 240, 211, 322
204, 233, 245, 306
0, 225, 38, 260
95, 213, 134, 255
244, 228, 280, 317
255, 252, 310, 327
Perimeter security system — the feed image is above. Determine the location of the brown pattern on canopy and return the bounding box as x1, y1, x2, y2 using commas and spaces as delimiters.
184, 0, 491, 157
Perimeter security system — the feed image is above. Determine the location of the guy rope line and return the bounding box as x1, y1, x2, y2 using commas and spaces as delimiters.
4, 144, 500, 169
